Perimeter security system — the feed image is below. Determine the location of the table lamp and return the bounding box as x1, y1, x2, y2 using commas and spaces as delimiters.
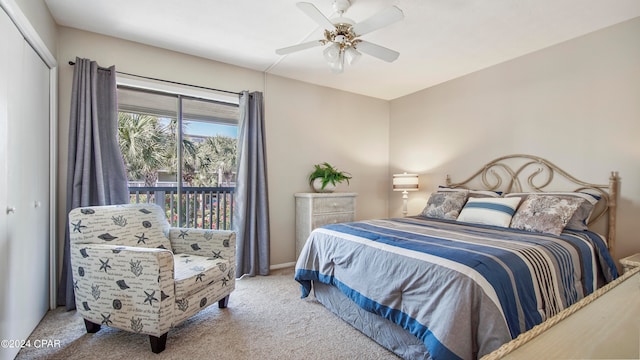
393, 172, 419, 216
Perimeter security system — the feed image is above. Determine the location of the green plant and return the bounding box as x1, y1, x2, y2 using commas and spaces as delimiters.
308, 162, 352, 190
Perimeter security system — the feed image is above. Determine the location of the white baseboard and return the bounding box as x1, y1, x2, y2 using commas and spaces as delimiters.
270, 262, 296, 270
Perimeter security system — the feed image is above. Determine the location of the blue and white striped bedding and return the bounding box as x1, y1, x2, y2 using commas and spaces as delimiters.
294, 217, 617, 360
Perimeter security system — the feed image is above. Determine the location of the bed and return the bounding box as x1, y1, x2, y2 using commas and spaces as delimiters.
294, 154, 621, 360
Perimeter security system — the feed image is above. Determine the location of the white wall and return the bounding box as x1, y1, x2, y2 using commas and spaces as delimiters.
389, 17, 640, 262
56, 27, 390, 268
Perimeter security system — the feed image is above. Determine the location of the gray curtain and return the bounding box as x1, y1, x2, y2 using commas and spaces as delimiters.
57, 57, 129, 310
235, 91, 270, 277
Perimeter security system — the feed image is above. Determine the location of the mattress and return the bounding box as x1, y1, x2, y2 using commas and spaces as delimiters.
295, 217, 618, 359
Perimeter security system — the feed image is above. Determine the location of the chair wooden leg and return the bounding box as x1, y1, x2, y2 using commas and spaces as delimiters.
149, 333, 168, 353
218, 295, 230, 308
83, 319, 101, 333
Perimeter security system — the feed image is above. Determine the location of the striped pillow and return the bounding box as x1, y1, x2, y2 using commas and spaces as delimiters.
456, 197, 522, 227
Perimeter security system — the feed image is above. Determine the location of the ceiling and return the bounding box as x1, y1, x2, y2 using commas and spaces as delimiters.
44, 0, 640, 100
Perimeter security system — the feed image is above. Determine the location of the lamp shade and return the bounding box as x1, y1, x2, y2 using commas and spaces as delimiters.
323, 43, 341, 63
344, 47, 361, 65
392, 173, 419, 192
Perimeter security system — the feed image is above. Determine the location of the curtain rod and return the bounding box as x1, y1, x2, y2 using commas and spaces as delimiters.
68, 60, 241, 96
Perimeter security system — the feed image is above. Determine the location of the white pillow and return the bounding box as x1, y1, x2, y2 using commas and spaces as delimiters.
457, 197, 522, 227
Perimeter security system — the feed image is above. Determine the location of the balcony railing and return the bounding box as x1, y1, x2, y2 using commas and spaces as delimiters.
128, 186, 235, 230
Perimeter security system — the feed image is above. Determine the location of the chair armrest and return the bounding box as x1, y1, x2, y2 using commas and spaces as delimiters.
70, 243, 175, 336
168, 228, 236, 265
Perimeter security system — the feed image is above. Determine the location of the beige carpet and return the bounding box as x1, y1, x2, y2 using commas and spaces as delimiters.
16, 267, 399, 360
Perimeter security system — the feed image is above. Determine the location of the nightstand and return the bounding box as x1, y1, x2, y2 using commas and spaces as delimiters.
294, 192, 357, 258
619, 253, 640, 274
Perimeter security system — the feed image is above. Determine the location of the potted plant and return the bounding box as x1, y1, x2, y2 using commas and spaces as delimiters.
308, 162, 352, 193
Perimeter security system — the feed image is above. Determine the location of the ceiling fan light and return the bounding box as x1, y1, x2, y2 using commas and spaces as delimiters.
329, 60, 344, 73
323, 43, 341, 63
279, 1, 403, 73
344, 47, 361, 65
328, 51, 344, 73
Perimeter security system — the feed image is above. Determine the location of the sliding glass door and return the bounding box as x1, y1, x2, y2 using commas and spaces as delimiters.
117, 86, 239, 229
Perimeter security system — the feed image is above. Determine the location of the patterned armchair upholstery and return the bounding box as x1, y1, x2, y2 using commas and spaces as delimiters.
68, 203, 235, 353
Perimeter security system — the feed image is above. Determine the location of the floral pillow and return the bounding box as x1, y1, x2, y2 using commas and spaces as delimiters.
505, 192, 599, 231
510, 195, 585, 235
421, 191, 468, 220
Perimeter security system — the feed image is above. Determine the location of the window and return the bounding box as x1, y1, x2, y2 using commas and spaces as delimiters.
116, 84, 239, 230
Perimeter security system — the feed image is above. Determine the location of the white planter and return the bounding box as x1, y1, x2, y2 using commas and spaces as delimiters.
312, 178, 336, 193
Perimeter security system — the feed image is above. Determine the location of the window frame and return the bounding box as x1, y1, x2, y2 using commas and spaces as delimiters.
116, 74, 239, 228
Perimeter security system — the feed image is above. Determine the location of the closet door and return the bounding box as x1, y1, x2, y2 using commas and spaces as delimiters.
0, 9, 22, 360
0, 7, 50, 360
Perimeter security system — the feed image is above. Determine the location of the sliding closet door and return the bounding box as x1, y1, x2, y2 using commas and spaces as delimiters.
0, 11, 17, 355
8, 17, 51, 319
0, 9, 23, 360
0, 7, 50, 360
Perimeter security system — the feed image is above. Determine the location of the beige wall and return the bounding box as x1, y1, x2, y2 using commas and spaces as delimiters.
55, 27, 261, 270
389, 17, 640, 262
265, 74, 390, 264
55, 27, 390, 268
14, 0, 57, 55
20, 2, 638, 270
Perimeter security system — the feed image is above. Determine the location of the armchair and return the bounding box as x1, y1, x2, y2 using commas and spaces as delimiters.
68, 203, 236, 353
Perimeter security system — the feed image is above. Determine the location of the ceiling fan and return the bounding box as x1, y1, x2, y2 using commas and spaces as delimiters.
275, 0, 404, 73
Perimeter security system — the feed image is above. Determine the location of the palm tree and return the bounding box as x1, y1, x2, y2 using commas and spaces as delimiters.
118, 113, 170, 186
152, 118, 200, 186
119, 114, 237, 188
183, 140, 214, 187
202, 135, 237, 186
180, 138, 198, 185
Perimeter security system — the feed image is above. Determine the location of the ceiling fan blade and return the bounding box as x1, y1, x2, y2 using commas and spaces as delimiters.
351, 6, 404, 36
355, 41, 400, 62
276, 40, 324, 55
297, 2, 336, 30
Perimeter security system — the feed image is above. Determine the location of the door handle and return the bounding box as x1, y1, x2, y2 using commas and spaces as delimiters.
7, 206, 16, 214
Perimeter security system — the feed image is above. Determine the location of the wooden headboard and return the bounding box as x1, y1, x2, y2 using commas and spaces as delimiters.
443, 154, 620, 255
